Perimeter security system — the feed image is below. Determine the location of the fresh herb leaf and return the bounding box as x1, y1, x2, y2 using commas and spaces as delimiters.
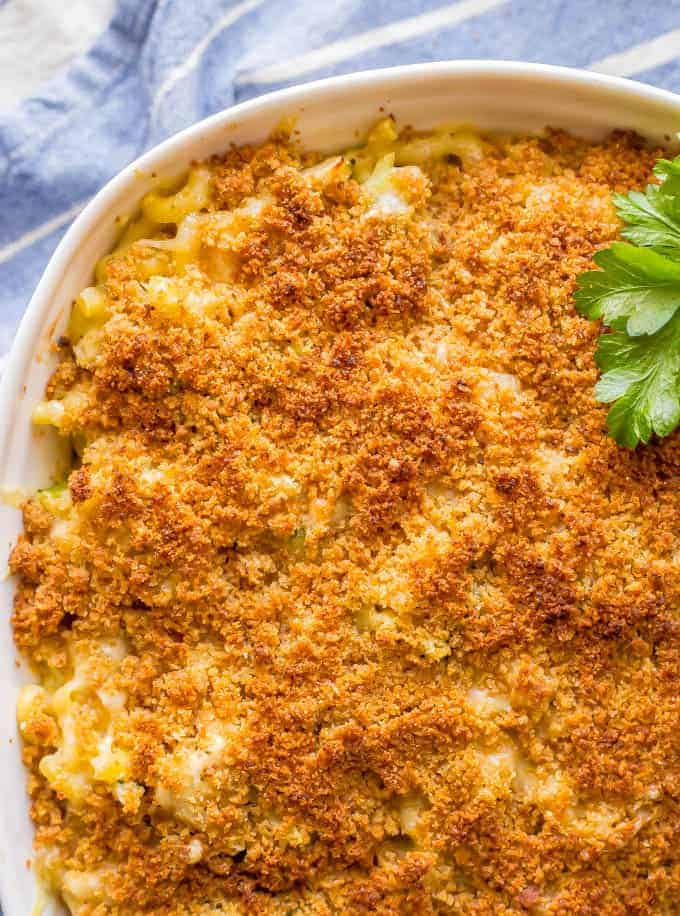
614, 185, 680, 255
613, 156, 680, 256
653, 157, 680, 181
593, 320, 680, 448
575, 242, 680, 336
575, 153, 680, 447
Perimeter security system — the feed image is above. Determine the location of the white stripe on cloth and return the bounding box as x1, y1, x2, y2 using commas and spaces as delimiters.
238, 0, 509, 86
589, 28, 680, 77
0, 0, 115, 111
0, 200, 85, 266
150, 0, 268, 127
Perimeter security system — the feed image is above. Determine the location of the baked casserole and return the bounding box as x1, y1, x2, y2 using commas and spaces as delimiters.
10, 120, 679, 914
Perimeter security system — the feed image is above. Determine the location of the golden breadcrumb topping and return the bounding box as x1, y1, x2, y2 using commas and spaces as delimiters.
11, 124, 680, 915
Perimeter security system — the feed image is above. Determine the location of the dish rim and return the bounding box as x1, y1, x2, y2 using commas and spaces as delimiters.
1, 59, 680, 915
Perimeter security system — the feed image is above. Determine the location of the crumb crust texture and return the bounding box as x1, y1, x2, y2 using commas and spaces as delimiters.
11, 125, 679, 915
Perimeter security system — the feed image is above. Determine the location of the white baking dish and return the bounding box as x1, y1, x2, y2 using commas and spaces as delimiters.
1, 61, 679, 915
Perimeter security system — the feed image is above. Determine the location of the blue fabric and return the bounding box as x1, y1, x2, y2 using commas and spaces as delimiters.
2, 0, 680, 358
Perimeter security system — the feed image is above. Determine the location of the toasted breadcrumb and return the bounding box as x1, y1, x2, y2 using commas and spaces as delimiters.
11, 127, 679, 915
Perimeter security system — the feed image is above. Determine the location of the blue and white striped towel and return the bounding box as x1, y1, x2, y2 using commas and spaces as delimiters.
2, 0, 680, 365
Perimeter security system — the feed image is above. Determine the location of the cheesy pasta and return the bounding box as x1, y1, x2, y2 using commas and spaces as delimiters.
11, 119, 679, 914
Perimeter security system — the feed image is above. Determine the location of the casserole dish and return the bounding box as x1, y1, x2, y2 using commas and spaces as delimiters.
1, 60, 679, 914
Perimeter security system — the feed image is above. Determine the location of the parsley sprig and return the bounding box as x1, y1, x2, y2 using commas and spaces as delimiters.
575, 155, 680, 447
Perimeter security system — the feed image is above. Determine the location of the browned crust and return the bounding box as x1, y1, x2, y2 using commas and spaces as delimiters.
10, 127, 679, 915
